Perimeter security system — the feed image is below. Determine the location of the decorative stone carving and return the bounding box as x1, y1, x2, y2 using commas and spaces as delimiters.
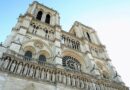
41, 68, 45, 80
29, 65, 34, 77
92, 82, 96, 90
80, 79, 84, 88
23, 64, 29, 76
0, 55, 128, 90
62, 56, 81, 71
46, 70, 50, 81
58, 72, 62, 83
67, 75, 71, 85
10, 61, 16, 72
72, 76, 75, 86
2, 57, 10, 70
76, 77, 80, 88
63, 74, 66, 84
52, 72, 55, 82
35, 67, 40, 79
17, 63, 23, 74
34, 40, 43, 49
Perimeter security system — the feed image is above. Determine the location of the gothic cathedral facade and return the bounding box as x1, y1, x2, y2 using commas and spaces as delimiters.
0, 1, 128, 90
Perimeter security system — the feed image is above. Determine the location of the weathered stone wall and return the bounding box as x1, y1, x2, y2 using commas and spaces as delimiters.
0, 1, 129, 90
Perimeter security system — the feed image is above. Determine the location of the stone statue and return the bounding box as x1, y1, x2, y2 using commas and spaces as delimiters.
17, 63, 23, 74
2, 57, 10, 70
58, 72, 62, 83
77, 64, 81, 71
95, 83, 100, 90
10, 61, 16, 72
80, 79, 84, 88
41, 69, 45, 80
52, 72, 55, 82
91, 82, 96, 90
67, 75, 71, 85
46, 70, 50, 81
72, 77, 75, 86
88, 81, 93, 90
84, 80, 88, 89
23, 64, 29, 76
35, 67, 40, 79
76, 78, 80, 88
29, 66, 34, 77
63, 74, 66, 84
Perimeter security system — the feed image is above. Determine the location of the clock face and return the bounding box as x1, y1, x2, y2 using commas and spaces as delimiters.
62, 56, 81, 71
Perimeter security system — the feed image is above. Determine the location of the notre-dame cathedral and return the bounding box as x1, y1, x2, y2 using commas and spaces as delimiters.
0, 1, 128, 90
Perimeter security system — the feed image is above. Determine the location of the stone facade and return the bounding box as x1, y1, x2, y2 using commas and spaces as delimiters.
0, 1, 129, 90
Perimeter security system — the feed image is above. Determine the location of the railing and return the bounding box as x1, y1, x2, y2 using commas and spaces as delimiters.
28, 20, 55, 41
0, 53, 128, 90
61, 31, 81, 51
5, 49, 54, 67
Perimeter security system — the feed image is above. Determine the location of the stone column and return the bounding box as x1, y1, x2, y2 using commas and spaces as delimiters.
41, 13, 46, 23
51, 15, 55, 26
55, 13, 60, 26
54, 26, 63, 68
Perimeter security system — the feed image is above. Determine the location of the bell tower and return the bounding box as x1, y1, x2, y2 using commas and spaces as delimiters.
27, 1, 60, 26
0, 1, 129, 90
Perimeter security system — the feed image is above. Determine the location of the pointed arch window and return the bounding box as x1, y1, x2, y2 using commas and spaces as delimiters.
45, 14, 50, 24
86, 32, 92, 42
36, 11, 43, 20
24, 51, 32, 60
39, 55, 46, 63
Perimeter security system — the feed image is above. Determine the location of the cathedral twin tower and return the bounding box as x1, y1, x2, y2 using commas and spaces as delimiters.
0, 1, 128, 90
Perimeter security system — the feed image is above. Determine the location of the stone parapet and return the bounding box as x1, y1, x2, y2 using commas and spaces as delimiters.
0, 53, 128, 90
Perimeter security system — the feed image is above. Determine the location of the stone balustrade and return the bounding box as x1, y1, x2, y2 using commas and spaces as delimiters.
28, 20, 55, 41
61, 31, 81, 51
0, 53, 128, 90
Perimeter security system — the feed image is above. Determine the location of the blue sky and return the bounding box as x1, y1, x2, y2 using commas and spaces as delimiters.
0, 0, 130, 86
1, 0, 130, 41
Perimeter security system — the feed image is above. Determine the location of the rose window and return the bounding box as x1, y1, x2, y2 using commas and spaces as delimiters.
62, 56, 81, 71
